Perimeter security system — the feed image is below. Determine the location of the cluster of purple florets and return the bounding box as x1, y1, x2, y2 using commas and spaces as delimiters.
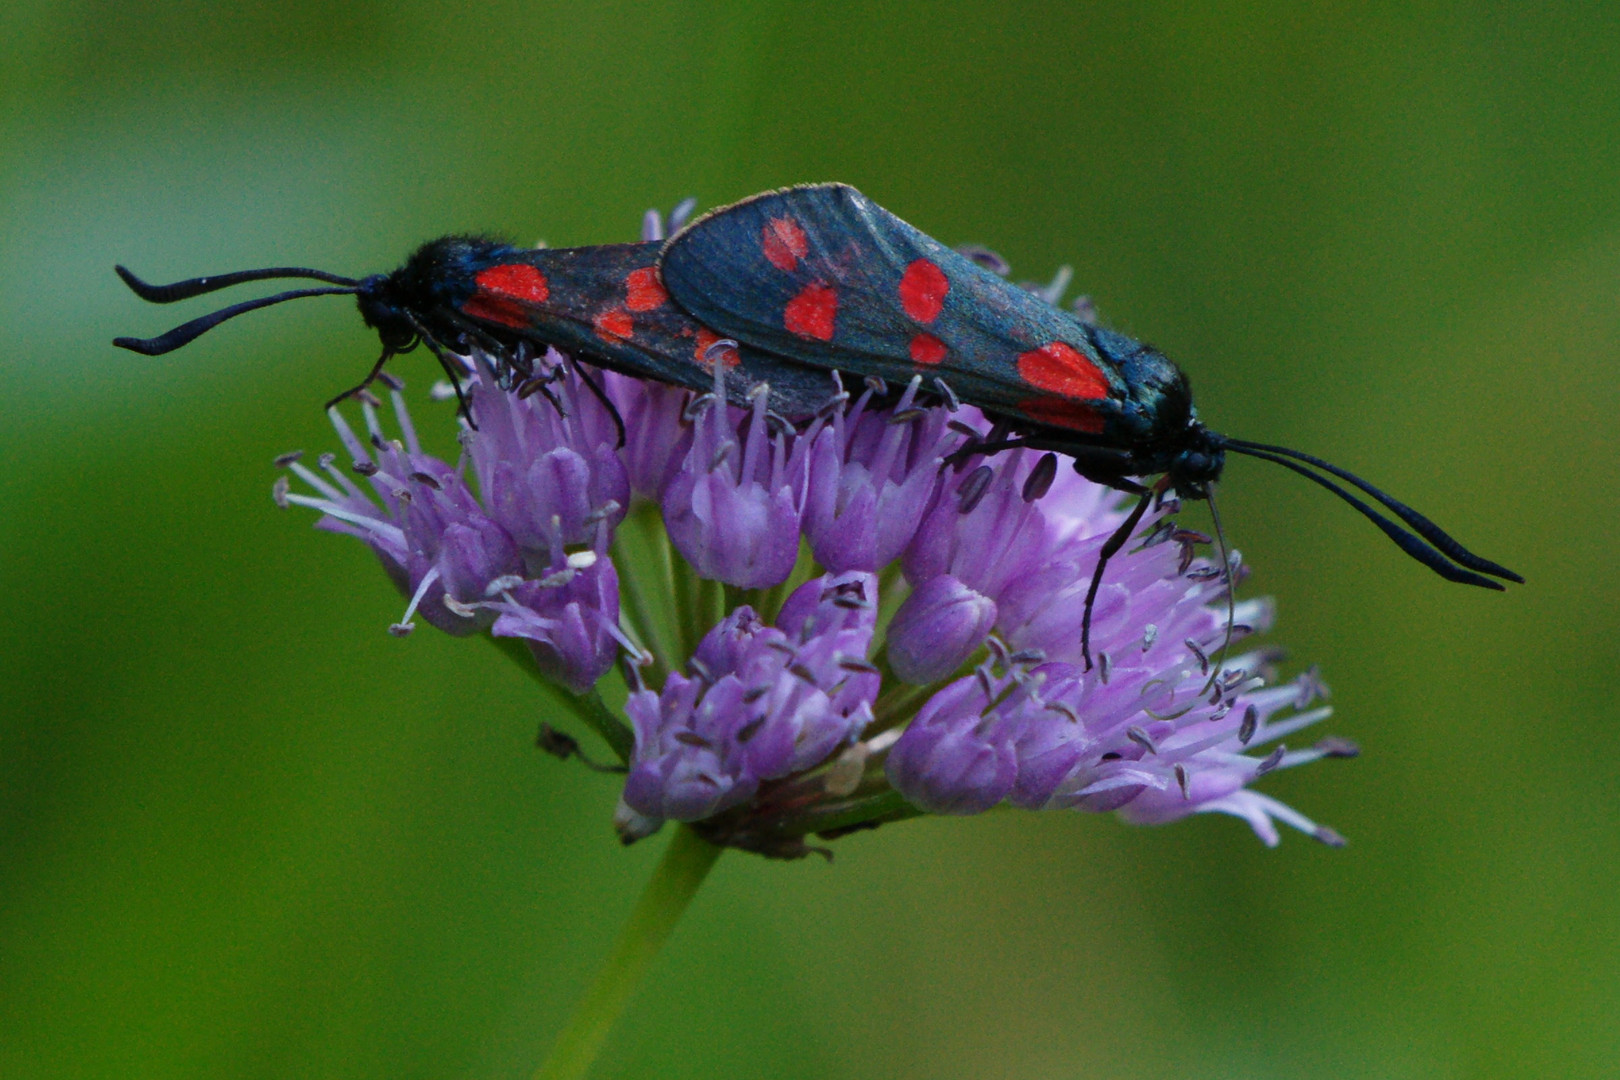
278, 209, 1352, 853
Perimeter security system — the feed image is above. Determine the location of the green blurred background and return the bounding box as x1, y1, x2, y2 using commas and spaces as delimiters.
3, 3, 1616, 1077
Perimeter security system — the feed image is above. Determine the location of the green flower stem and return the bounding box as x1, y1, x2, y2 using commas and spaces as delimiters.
534, 826, 723, 1080
614, 502, 681, 682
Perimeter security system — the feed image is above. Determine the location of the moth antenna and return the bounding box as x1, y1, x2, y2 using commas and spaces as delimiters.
1227, 444, 1506, 590
115, 264, 358, 302
112, 286, 356, 355
1225, 438, 1520, 583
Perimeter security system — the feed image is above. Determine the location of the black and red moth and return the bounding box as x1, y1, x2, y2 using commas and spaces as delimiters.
115, 183, 1521, 664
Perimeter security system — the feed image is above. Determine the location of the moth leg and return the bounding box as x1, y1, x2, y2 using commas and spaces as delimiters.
325, 344, 399, 411
569, 360, 628, 448
1080, 486, 1156, 671
1059, 444, 1150, 495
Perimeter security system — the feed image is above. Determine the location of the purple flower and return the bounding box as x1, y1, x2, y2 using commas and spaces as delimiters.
622, 572, 880, 828
800, 376, 954, 572
661, 358, 809, 588
278, 371, 626, 692
282, 200, 1357, 853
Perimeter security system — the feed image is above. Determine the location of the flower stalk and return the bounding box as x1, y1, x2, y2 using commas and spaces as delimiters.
532, 826, 722, 1080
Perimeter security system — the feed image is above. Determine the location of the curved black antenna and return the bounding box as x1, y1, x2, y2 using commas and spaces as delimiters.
1227, 444, 1506, 590
1224, 438, 1521, 583
112, 286, 357, 355
115, 264, 359, 303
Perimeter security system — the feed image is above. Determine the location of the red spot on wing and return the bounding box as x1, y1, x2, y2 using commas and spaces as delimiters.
1017, 342, 1110, 400
625, 266, 668, 312
594, 308, 634, 341
475, 264, 549, 302
1019, 396, 1105, 434
784, 283, 837, 341
761, 217, 809, 272
898, 259, 949, 323
463, 264, 551, 329
909, 332, 947, 365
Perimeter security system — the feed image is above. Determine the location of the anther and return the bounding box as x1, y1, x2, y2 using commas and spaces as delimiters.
274, 450, 303, 467
788, 662, 818, 683
703, 338, 740, 366
1316, 737, 1360, 758
958, 465, 994, 513
535, 567, 577, 588
1008, 647, 1046, 666
687, 656, 713, 683
735, 717, 765, 744
1022, 453, 1058, 502
682, 392, 717, 423
1142, 624, 1158, 651
1126, 726, 1158, 755
864, 375, 888, 396
1238, 704, 1258, 744
931, 377, 961, 410
955, 244, 1010, 275
1255, 745, 1286, 775
947, 419, 982, 439
837, 657, 881, 675
442, 595, 477, 619
674, 731, 712, 748
271, 475, 290, 508
1175, 763, 1190, 799
888, 407, 927, 424
1097, 652, 1111, 684
318, 451, 337, 469
484, 574, 525, 597
1184, 638, 1209, 674
815, 391, 851, 420
709, 440, 735, 472
376, 370, 404, 392
353, 459, 379, 476
975, 665, 996, 703
1314, 827, 1349, 848
742, 686, 769, 704
1136, 518, 1177, 550
410, 471, 441, 490
1045, 700, 1079, 723
387, 622, 415, 637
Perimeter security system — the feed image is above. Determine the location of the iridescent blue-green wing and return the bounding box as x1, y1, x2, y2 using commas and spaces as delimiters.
659, 183, 1127, 434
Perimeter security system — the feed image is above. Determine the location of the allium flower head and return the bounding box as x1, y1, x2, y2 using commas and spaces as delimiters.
280, 205, 1357, 857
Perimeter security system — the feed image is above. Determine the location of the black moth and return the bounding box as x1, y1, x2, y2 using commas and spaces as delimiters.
115, 183, 1521, 667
